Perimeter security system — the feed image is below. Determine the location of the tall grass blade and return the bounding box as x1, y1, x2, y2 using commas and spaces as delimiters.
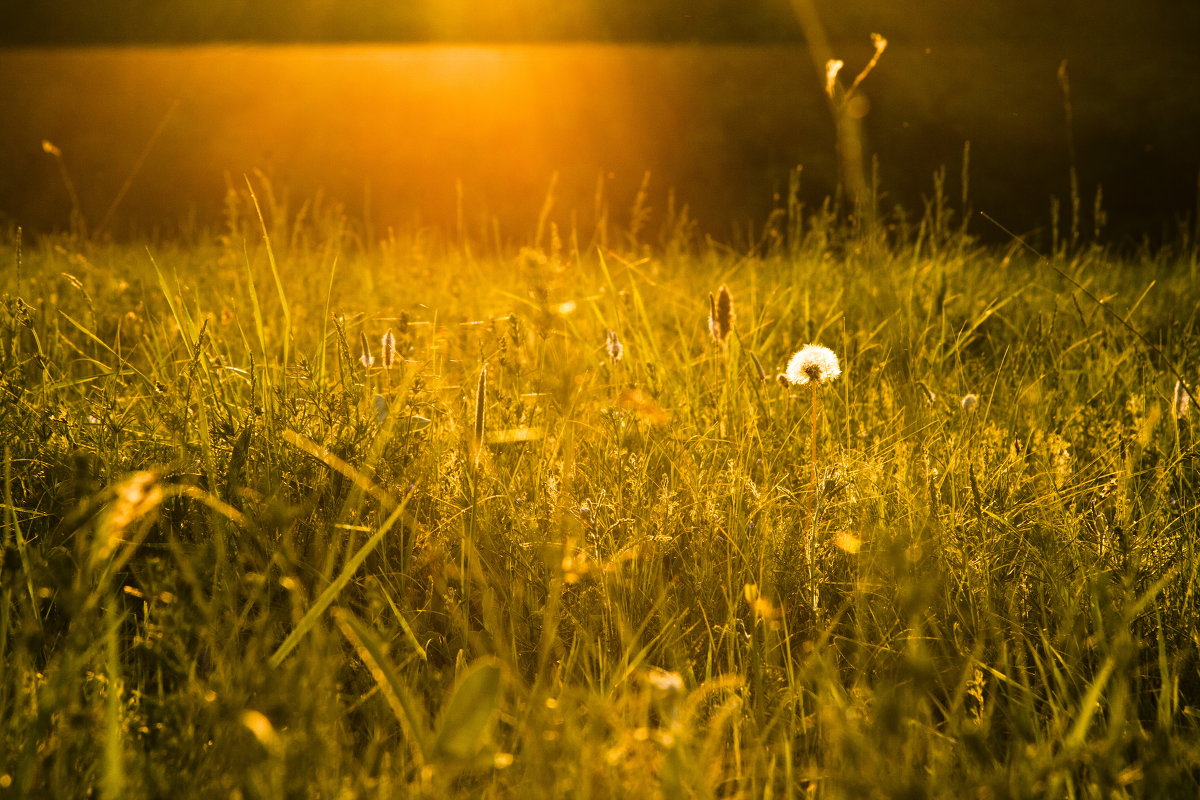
332, 606, 430, 766
269, 493, 412, 668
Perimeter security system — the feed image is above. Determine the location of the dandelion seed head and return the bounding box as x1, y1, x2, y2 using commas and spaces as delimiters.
785, 344, 841, 386
961, 393, 978, 412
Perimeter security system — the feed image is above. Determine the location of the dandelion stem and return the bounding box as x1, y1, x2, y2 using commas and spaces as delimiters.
808, 380, 820, 617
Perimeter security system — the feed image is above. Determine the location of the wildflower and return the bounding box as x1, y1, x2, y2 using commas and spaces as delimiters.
961, 393, 978, 412
1048, 433, 1072, 477
785, 344, 841, 386
381, 329, 397, 370
708, 285, 734, 346
605, 328, 623, 363
1174, 380, 1191, 419
786, 344, 841, 619
359, 331, 374, 368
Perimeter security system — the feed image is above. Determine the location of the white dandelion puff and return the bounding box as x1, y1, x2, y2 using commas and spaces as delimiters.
961, 393, 978, 412
785, 344, 841, 386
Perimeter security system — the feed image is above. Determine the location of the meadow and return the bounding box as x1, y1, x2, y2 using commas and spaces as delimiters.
1, 180, 1199, 799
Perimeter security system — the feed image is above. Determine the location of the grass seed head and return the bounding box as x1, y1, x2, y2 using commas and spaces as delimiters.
474, 363, 488, 448
359, 331, 374, 369
1174, 380, 1191, 419
381, 328, 397, 370
785, 344, 841, 386
708, 284, 734, 346
605, 328, 623, 363
916, 381, 936, 405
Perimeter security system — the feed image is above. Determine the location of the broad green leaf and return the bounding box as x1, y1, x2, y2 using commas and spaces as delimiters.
432, 660, 502, 763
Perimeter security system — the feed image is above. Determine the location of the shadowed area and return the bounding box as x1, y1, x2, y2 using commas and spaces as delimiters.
4, 42, 1198, 243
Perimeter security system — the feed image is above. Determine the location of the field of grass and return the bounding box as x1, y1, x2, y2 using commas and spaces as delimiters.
2, 183, 1199, 799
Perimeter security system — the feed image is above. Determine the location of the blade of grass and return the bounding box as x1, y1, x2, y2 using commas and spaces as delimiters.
332, 606, 430, 766
269, 493, 412, 668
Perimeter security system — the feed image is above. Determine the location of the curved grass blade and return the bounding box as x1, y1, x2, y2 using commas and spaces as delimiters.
268, 493, 411, 668
332, 606, 430, 766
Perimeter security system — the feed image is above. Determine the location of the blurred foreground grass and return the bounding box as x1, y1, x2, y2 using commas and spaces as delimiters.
2, 184, 1200, 798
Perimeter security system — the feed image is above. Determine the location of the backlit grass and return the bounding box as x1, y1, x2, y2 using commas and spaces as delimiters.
2, 185, 1199, 798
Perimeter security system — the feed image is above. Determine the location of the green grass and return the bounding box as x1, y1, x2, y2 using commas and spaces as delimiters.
2, 183, 1200, 799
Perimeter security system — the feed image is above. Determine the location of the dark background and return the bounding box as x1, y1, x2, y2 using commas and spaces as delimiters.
3, 0, 1197, 47
3, 1, 1199, 245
